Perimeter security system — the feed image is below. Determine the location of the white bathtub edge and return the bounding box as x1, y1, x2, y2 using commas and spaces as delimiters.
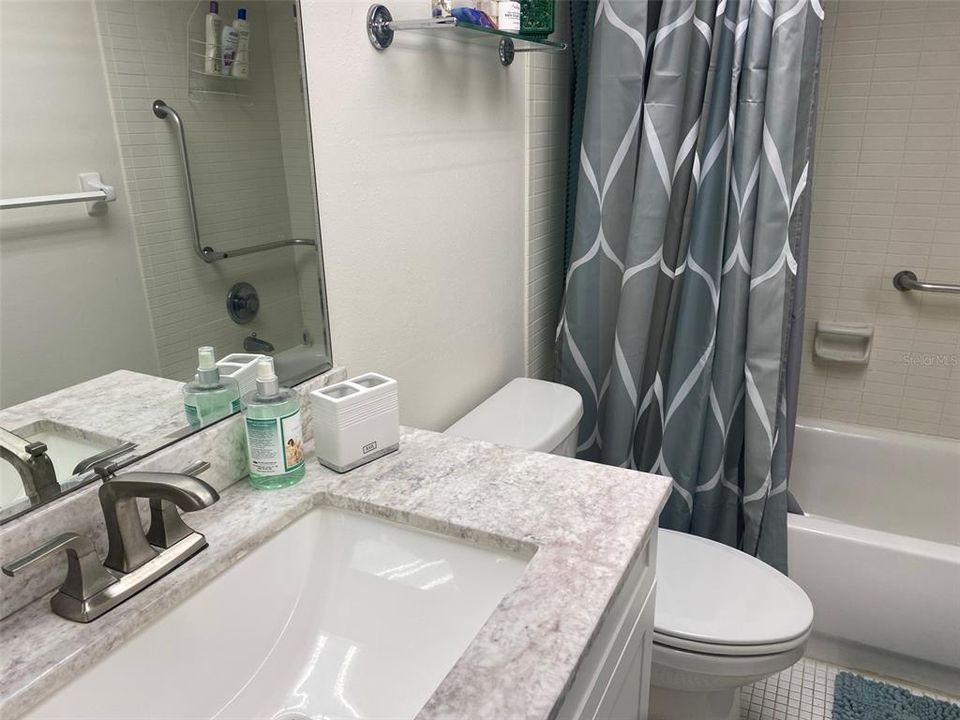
788, 512, 960, 675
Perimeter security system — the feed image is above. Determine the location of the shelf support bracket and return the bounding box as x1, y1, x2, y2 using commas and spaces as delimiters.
367, 4, 395, 50
498, 38, 515, 66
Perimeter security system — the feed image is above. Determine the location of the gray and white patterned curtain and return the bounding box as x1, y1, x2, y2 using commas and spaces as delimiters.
557, 0, 823, 572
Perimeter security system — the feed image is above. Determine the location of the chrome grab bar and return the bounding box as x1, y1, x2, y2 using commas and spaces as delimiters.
152, 99, 316, 263
893, 270, 960, 295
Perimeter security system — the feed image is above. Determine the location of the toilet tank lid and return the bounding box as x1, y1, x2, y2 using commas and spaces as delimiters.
445, 378, 583, 453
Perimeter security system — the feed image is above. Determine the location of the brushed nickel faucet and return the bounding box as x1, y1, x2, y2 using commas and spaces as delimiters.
0, 427, 59, 504
1, 462, 219, 623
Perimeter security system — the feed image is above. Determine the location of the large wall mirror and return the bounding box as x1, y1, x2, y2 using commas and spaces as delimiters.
0, 0, 331, 523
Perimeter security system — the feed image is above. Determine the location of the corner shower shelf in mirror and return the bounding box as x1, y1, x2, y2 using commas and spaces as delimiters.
188, 40, 251, 81
186, 17, 251, 101
190, 70, 249, 80
366, 3, 566, 66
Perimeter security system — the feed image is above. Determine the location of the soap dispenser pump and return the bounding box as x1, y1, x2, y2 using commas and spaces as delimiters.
182, 346, 241, 429
241, 357, 305, 489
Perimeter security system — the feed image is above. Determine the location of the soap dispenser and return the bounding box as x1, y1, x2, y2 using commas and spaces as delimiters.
182, 346, 242, 429
241, 357, 305, 489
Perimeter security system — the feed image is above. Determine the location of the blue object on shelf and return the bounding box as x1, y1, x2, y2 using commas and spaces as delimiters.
450, 6, 495, 28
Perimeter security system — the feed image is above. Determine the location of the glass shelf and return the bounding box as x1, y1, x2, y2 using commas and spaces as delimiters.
366, 4, 566, 66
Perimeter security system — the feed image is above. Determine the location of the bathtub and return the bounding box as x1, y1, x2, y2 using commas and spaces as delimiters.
788, 419, 960, 693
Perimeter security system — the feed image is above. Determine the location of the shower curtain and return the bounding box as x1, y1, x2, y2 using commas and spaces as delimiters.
557, 0, 823, 572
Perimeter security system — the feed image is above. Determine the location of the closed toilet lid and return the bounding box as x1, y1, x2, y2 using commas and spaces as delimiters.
444, 378, 583, 453
655, 529, 813, 648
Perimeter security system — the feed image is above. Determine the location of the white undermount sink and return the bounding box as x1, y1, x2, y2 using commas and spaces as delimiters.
26, 507, 529, 720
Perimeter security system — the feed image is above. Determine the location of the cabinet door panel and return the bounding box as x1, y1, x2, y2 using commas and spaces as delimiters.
592, 581, 656, 720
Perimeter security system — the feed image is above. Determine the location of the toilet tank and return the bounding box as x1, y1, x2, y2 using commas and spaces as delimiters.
444, 378, 583, 457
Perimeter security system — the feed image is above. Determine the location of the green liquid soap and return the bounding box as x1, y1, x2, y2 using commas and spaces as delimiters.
242, 357, 305, 490
183, 346, 242, 429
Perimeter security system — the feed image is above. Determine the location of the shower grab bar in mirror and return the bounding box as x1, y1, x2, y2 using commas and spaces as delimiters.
152, 99, 316, 263
0, 173, 117, 215
893, 270, 960, 295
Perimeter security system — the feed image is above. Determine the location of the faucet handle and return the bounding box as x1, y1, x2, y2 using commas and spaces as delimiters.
73, 441, 138, 476
180, 460, 211, 476
2, 533, 117, 601
146, 460, 212, 549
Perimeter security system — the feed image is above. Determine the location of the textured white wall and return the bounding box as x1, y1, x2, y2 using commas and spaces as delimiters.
0, 0, 159, 408
301, 0, 527, 431
800, 0, 960, 439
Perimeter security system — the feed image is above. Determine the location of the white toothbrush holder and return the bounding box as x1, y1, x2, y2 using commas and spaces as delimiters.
310, 373, 399, 473
216, 353, 266, 397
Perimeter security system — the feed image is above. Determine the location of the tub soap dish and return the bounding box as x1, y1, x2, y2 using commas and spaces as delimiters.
813, 321, 873, 365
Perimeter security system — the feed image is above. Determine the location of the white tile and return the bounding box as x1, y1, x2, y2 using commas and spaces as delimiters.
524, 16, 570, 380
94, 0, 324, 380
801, 0, 960, 440
741, 656, 959, 720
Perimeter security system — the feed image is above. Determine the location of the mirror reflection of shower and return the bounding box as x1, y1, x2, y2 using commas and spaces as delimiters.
0, 0, 333, 520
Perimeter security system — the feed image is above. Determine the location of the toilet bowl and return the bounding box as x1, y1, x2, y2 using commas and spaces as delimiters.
447, 380, 814, 720
649, 529, 813, 720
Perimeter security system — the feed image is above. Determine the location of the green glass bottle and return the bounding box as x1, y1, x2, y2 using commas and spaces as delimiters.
519, 0, 554, 38
182, 346, 241, 429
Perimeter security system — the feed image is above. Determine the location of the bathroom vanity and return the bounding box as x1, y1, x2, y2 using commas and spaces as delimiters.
0, 416, 670, 719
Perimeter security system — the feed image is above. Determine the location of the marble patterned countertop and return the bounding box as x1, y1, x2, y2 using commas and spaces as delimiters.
0, 370, 186, 447
0, 428, 671, 720
0, 370, 189, 523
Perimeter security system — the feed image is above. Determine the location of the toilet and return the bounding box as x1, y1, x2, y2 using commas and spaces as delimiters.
649, 530, 813, 720
447, 378, 814, 720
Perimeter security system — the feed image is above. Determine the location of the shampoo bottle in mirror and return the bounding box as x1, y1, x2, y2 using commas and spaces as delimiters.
231, 8, 250, 79
183, 346, 241, 429
204, 1, 222, 75
242, 358, 305, 490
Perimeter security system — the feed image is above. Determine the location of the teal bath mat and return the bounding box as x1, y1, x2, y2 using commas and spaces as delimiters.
833, 672, 960, 720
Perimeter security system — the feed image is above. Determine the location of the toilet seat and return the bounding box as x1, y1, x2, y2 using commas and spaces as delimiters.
653, 629, 810, 657
651, 639, 807, 689
654, 529, 813, 652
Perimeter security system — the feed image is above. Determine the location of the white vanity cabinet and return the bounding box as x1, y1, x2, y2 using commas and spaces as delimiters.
555, 532, 658, 720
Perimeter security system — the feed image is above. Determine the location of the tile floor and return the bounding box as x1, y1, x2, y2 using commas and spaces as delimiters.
740, 657, 960, 719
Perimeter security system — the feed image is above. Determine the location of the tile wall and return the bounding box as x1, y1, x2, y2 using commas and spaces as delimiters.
799, 0, 960, 438
264, 1, 328, 347
525, 14, 570, 381
95, 0, 326, 382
